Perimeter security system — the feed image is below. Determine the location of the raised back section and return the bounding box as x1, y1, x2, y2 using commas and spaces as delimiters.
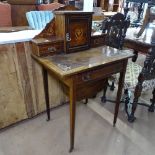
34, 5, 79, 39
31, 5, 93, 56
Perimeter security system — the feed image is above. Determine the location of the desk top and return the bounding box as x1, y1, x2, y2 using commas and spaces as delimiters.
126, 24, 155, 47
32, 46, 133, 78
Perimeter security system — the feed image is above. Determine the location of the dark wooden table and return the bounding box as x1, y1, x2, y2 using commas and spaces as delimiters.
32, 46, 133, 152
124, 25, 155, 122
125, 25, 155, 60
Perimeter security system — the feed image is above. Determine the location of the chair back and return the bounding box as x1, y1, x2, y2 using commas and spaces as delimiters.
26, 11, 54, 30
103, 13, 130, 49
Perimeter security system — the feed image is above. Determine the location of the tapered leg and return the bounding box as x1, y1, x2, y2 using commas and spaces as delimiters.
69, 80, 76, 152
113, 61, 127, 126
42, 67, 50, 121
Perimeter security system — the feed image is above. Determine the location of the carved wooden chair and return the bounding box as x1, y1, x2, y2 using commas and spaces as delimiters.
101, 12, 130, 98
101, 12, 155, 122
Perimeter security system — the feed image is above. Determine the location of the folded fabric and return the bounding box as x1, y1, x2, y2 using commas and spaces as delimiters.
26, 11, 54, 30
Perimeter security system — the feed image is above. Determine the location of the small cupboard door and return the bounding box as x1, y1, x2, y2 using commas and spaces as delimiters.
65, 14, 92, 53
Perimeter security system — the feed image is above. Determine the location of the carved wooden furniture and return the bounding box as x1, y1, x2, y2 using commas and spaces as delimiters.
102, 13, 130, 49
32, 47, 133, 152
100, 13, 130, 98
124, 26, 155, 122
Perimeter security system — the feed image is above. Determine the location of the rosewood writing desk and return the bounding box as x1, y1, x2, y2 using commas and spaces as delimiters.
32, 46, 133, 152
124, 25, 155, 122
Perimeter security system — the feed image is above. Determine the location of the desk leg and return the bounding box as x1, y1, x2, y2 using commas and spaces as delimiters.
113, 62, 127, 126
69, 79, 76, 152
42, 67, 50, 121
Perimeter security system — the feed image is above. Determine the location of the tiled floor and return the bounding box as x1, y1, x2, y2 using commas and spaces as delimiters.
0, 88, 154, 155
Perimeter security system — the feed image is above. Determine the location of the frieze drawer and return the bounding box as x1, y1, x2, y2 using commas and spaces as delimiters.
75, 62, 123, 84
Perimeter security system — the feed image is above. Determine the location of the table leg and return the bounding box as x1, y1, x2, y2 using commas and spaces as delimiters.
42, 67, 50, 121
132, 50, 138, 62
113, 61, 127, 126
69, 80, 76, 152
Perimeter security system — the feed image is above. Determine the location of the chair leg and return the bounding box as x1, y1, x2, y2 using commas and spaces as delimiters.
148, 88, 155, 112
110, 81, 115, 91
101, 79, 108, 103
84, 98, 88, 104
123, 89, 132, 118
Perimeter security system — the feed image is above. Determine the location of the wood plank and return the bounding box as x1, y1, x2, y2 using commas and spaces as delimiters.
0, 41, 67, 129
0, 44, 27, 128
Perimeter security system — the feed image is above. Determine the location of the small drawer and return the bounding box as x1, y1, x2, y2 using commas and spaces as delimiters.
39, 42, 63, 55
31, 42, 64, 57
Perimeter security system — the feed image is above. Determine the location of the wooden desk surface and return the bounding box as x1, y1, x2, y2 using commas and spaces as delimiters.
33, 46, 133, 78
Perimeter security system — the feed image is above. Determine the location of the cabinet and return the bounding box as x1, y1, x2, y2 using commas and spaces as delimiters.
55, 11, 93, 53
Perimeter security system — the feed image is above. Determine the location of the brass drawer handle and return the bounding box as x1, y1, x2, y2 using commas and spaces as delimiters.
48, 47, 56, 52
82, 74, 91, 81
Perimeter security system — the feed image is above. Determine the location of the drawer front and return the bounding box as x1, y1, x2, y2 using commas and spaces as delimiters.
75, 62, 123, 84
38, 42, 63, 56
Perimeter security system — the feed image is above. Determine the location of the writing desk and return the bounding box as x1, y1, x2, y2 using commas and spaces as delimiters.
32, 46, 133, 152
124, 25, 155, 122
